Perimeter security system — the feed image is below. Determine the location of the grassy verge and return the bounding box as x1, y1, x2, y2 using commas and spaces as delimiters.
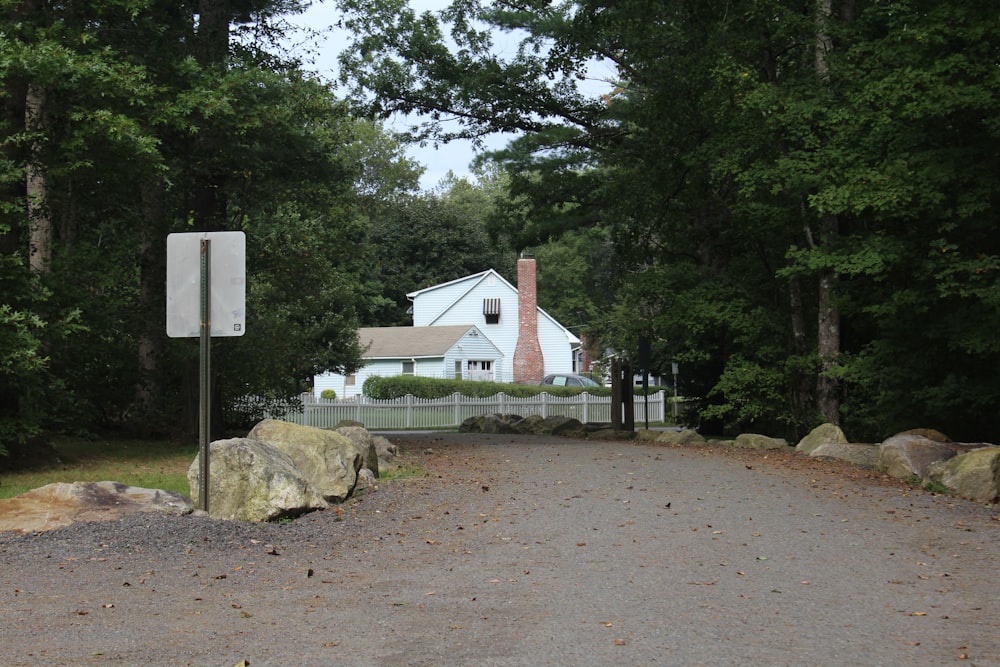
0, 437, 197, 500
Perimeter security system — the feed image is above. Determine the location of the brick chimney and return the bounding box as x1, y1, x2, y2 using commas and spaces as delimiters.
513, 255, 544, 383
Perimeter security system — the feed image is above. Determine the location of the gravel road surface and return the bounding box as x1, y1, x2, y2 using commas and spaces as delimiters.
1, 433, 998, 666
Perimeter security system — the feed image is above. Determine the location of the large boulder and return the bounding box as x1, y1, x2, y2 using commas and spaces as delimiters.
249, 420, 364, 499
543, 415, 587, 438
655, 429, 706, 446
510, 414, 547, 435
926, 447, 1000, 503
878, 433, 958, 480
808, 442, 880, 468
796, 423, 848, 455
188, 438, 327, 521
0, 482, 193, 534
373, 435, 400, 473
335, 425, 380, 478
480, 414, 516, 434
732, 433, 788, 450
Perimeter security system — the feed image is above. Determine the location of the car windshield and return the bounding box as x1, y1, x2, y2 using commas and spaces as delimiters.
579, 376, 600, 387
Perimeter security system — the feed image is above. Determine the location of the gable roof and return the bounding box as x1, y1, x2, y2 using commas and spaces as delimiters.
406, 269, 581, 345
359, 325, 490, 359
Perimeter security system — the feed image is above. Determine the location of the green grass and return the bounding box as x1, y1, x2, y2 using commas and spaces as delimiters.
0, 436, 197, 500
379, 460, 426, 482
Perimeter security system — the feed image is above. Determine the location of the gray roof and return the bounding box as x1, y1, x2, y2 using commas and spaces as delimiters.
358, 325, 475, 359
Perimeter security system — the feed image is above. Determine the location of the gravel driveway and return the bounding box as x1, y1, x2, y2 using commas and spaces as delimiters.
2, 433, 998, 666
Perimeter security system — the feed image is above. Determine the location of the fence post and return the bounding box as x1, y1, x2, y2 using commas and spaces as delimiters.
454, 392, 461, 427
541, 391, 548, 418
583, 392, 589, 423
406, 394, 413, 428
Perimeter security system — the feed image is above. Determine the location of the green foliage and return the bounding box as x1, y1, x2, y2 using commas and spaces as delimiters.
362, 374, 616, 400
361, 180, 517, 326
320, 389, 337, 400
335, 0, 1000, 441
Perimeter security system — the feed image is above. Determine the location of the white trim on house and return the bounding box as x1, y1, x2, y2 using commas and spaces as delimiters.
314, 325, 503, 399
406, 268, 580, 383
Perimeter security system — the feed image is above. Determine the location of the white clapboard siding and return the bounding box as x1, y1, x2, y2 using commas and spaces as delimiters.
408, 269, 579, 383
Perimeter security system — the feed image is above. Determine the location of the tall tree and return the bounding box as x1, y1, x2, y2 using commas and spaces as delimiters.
334, 0, 999, 439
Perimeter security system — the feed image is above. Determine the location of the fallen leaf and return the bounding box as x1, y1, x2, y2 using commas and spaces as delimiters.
910, 611, 927, 616
614, 639, 626, 646
322, 642, 339, 647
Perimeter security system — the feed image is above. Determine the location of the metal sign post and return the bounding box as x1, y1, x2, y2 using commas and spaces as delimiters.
167, 231, 246, 513
198, 239, 211, 512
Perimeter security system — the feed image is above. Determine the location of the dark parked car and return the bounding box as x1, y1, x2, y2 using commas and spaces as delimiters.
540, 373, 601, 388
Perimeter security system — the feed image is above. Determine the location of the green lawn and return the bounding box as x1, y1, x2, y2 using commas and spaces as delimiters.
0, 437, 197, 500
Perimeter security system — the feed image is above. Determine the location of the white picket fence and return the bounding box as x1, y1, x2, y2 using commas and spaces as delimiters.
255, 390, 671, 430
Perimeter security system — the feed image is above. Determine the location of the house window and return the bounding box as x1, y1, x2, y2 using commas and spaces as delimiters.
345, 374, 356, 387
483, 298, 501, 324
467, 360, 494, 381
454, 360, 463, 379
401, 361, 415, 376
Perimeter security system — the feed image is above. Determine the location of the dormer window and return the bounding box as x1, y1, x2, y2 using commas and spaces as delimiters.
483, 298, 501, 324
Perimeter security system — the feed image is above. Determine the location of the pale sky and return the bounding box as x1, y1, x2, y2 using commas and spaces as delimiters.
288, 0, 509, 191
287, 1, 613, 191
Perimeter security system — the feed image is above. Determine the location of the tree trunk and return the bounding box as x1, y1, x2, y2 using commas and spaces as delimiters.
25, 83, 50, 274
813, 0, 841, 425
816, 256, 841, 424
135, 177, 169, 424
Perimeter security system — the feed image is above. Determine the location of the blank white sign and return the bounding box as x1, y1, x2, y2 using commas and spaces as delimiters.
166, 231, 246, 338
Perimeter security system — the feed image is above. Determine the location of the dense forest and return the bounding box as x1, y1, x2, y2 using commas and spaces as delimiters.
337, 0, 999, 441
1, 1, 996, 456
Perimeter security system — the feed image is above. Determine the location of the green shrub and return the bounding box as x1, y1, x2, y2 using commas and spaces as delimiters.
320, 389, 337, 400
361, 375, 638, 400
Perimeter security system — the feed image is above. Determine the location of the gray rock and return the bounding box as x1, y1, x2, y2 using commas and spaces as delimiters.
542, 416, 587, 438
796, 423, 848, 455
878, 434, 957, 480
188, 438, 327, 522
511, 414, 546, 434
249, 420, 363, 500
373, 435, 399, 459
480, 414, 515, 434
373, 435, 399, 472
733, 433, 788, 450
655, 429, 706, 446
0, 481, 192, 534
808, 441, 880, 468
335, 426, 380, 478
352, 468, 378, 497
926, 447, 1000, 503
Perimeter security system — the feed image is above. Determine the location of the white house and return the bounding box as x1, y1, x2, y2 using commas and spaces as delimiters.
407, 257, 580, 384
313, 257, 580, 397
314, 325, 502, 399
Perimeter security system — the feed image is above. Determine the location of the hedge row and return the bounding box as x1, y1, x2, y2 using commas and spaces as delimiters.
361, 375, 662, 400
